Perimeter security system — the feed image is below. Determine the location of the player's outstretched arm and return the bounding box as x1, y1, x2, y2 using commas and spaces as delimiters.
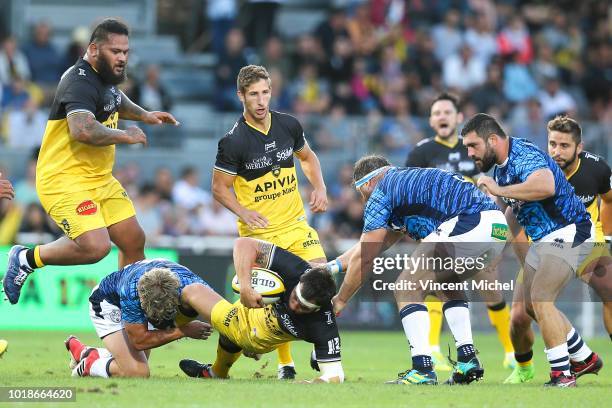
478, 169, 555, 201
212, 170, 268, 229
67, 111, 146, 146
295, 143, 328, 213
0, 173, 14, 200
118, 90, 179, 125
333, 228, 387, 314
123, 322, 185, 351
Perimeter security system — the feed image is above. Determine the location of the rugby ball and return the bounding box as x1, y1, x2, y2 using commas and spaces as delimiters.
231, 267, 285, 304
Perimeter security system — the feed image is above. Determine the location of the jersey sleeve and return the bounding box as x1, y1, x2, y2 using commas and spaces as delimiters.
362, 189, 393, 233
120, 295, 147, 324
268, 246, 311, 291
304, 310, 341, 362
597, 159, 612, 195
405, 146, 427, 167
289, 116, 306, 152
61, 77, 99, 116
214, 135, 242, 176
514, 147, 549, 183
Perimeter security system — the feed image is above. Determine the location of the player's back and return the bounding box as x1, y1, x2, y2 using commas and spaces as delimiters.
36, 58, 121, 195
494, 137, 589, 240
364, 167, 498, 239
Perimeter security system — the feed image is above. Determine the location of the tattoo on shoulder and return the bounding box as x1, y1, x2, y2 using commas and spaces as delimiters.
254, 240, 274, 268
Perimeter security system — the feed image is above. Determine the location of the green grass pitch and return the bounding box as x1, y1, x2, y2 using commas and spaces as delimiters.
0, 330, 610, 407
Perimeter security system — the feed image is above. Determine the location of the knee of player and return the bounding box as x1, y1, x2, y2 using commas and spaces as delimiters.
510, 305, 532, 328
117, 362, 150, 378
88, 241, 112, 263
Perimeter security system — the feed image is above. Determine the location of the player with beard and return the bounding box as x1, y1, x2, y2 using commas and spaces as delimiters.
405, 93, 515, 371
3, 18, 179, 305
462, 113, 599, 387
504, 116, 608, 384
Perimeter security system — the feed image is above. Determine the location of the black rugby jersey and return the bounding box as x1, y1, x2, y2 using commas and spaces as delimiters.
264, 246, 341, 363
566, 151, 611, 240
214, 111, 308, 236
405, 136, 479, 181
37, 58, 121, 194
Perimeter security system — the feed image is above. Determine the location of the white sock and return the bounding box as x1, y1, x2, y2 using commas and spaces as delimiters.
18, 250, 30, 269
399, 304, 431, 357
545, 343, 570, 375
89, 357, 113, 378
96, 348, 113, 359
443, 301, 473, 347
566, 327, 592, 362
430, 345, 441, 353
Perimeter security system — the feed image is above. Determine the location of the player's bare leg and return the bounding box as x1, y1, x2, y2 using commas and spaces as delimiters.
40, 228, 112, 265
108, 216, 146, 268
69, 330, 149, 378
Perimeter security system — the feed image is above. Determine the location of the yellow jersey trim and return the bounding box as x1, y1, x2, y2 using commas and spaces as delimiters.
565, 159, 581, 181
434, 135, 458, 149
244, 113, 271, 135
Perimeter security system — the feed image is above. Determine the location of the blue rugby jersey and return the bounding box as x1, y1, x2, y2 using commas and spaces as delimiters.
362, 167, 499, 240
90, 259, 206, 324
493, 137, 589, 241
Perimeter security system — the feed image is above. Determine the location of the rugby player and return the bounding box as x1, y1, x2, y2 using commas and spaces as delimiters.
462, 113, 597, 387
3, 19, 178, 305
212, 65, 328, 379
504, 116, 608, 384
405, 93, 514, 371
331, 155, 509, 385
66, 238, 343, 383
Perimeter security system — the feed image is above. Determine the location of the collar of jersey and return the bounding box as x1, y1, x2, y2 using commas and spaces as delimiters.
565, 158, 581, 180
244, 113, 271, 135
434, 135, 458, 149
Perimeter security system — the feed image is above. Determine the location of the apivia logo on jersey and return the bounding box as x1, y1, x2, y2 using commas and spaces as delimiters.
253, 173, 297, 202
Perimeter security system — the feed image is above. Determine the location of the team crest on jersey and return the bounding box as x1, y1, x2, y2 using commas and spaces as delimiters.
272, 165, 281, 178
76, 200, 97, 215
61, 219, 71, 234
108, 309, 121, 323
265, 141, 276, 152
78, 68, 86, 76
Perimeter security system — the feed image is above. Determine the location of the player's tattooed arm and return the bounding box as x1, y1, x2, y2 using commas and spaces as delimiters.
118, 90, 148, 121
233, 237, 270, 308
67, 111, 145, 146
119, 90, 179, 125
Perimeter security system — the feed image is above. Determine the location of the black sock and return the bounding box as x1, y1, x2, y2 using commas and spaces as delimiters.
25, 248, 37, 269
487, 300, 506, 311
457, 344, 476, 363
515, 350, 533, 364
412, 355, 433, 372
609, 334, 612, 342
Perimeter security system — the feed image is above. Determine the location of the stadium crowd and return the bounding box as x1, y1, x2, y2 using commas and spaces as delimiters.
0, 0, 609, 246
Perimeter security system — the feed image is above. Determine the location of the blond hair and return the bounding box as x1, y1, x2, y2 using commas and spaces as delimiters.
137, 267, 180, 326
237, 65, 270, 94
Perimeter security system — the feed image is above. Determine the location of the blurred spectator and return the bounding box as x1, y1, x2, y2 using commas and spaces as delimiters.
268, 67, 292, 111
290, 34, 325, 77
22, 21, 62, 85
531, 42, 559, 85
431, 9, 463, 62
206, 0, 238, 57
154, 167, 175, 204
18, 202, 56, 236
322, 36, 354, 85
331, 191, 363, 239
215, 28, 248, 111
244, 0, 282, 50
172, 166, 211, 211
312, 104, 349, 151
5, 99, 46, 147
61, 26, 89, 73
134, 184, 163, 243
541, 9, 569, 51
442, 44, 486, 92
13, 148, 39, 206
464, 14, 497, 64
510, 98, 547, 149
131, 64, 173, 112
538, 75, 576, 119
114, 162, 141, 199
470, 62, 506, 115
376, 94, 422, 155
0, 37, 30, 85
502, 52, 538, 103
197, 199, 238, 236
1, 75, 32, 110
346, 2, 380, 56
314, 7, 349, 58
290, 63, 330, 114
260, 36, 291, 79
497, 16, 533, 64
